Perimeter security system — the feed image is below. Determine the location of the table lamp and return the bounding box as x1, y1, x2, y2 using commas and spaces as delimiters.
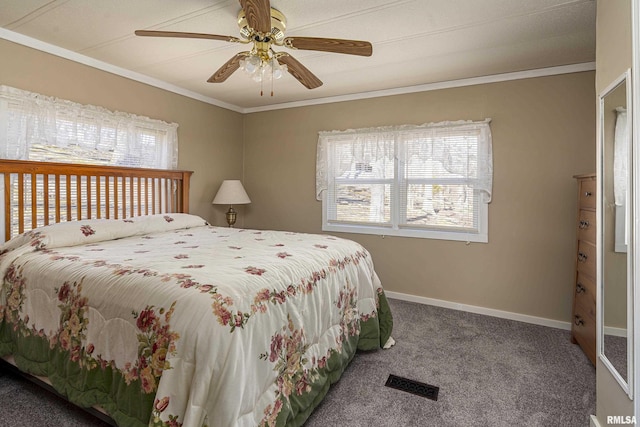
212, 180, 251, 227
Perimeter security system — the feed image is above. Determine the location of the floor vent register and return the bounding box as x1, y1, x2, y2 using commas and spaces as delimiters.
385, 374, 439, 401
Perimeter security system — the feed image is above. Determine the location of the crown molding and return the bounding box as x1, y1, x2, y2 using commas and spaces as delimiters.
2, 28, 594, 115
0, 28, 244, 113
242, 62, 596, 113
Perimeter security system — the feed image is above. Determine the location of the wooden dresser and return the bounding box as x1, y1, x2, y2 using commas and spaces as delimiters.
571, 173, 597, 365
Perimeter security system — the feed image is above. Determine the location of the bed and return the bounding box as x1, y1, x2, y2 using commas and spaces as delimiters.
0, 160, 393, 427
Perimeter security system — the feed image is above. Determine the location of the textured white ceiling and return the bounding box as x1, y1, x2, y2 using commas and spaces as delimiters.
0, 0, 596, 111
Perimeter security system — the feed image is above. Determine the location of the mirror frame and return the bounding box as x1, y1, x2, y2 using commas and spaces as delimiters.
598, 68, 634, 398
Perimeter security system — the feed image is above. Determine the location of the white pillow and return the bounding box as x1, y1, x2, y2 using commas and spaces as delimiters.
1, 214, 208, 251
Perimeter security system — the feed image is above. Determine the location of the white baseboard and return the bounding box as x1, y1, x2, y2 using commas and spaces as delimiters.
590, 414, 602, 427
604, 325, 628, 338
385, 290, 572, 331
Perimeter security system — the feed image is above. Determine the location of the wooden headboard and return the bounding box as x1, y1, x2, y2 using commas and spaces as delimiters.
0, 159, 193, 241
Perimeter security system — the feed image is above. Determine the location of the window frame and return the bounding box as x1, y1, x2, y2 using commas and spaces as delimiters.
319, 121, 491, 243
322, 185, 489, 243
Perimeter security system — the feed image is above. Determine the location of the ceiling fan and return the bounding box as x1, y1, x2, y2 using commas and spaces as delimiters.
135, 0, 372, 93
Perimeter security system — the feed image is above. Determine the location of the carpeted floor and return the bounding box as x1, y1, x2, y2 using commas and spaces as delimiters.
0, 367, 113, 427
305, 299, 595, 427
0, 298, 595, 427
604, 334, 627, 383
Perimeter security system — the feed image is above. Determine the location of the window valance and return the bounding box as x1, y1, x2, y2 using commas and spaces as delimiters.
316, 119, 493, 203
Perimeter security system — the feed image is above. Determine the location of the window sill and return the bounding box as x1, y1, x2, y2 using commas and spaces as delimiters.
322, 223, 488, 243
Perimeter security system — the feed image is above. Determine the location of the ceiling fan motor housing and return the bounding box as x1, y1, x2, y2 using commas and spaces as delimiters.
237, 7, 286, 44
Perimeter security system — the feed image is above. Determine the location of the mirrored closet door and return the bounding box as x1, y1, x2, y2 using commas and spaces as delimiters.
598, 69, 633, 398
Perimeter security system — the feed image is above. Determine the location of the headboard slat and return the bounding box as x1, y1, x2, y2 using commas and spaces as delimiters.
165, 179, 170, 213
66, 175, 72, 221
30, 173, 37, 227
113, 177, 119, 219
137, 177, 142, 217
96, 177, 101, 219
86, 176, 92, 219
18, 173, 24, 234
4, 173, 10, 240
104, 177, 109, 219
129, 177, 134, 218
43, 174, 50, 226
152, 179, 156, 215
76, 175, 82, 220
121, 177, 127, 220
55, 175, 61, 224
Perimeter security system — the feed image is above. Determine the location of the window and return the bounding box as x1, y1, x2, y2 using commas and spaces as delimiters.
0, 85, 178, 169
316, 120, 492, 242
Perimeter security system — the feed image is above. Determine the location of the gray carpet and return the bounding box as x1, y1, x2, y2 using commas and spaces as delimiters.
0, 298, 595, 426
305, 299, 595, 427
604, 334, 628, 383
0, 367, 112, 427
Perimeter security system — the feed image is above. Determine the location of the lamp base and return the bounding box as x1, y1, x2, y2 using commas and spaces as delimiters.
226, 206, 237, 227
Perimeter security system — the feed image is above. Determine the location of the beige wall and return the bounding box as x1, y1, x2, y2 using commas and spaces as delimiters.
595, 0, 634, 424
243, 72, 595, 323
0, 38, 244, 225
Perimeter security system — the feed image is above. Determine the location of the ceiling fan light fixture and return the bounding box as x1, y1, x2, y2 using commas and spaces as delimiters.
239, 53, 287, 83
241, 55, 261, 74
271, 58, 287, 80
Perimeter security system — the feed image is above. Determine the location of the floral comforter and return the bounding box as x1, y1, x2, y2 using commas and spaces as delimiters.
0, 214, 393, 427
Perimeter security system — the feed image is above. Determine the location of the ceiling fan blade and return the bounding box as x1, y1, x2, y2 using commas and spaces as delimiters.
208, 52, 250, 83
277, 54, 323, 90
239, 0, 272, 33
135, 30, 242, 43
283, 37, 373, 56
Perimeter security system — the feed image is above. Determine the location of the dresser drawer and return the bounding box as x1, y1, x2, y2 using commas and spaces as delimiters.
577, 240, 596, 276
578, 178, 596, 209
572, 296, 596, 364
573, 273, 596, 318
574, 272, 596, 309
577, 210, 596, 245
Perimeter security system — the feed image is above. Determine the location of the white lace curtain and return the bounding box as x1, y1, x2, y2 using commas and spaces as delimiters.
316, 119, 493, 203
0, 85, 178, 169
614, 106, 628, 206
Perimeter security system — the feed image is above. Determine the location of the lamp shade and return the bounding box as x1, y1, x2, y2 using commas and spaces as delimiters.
212, 180, 251, 205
